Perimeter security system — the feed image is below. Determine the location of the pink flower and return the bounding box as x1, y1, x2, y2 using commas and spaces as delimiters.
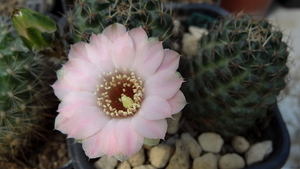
52, 23, 186, 161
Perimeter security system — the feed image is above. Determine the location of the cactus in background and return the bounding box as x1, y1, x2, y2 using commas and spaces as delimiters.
11, 1, 174, 63
0, 16, 55, 161
68, 0, 174, 43
180, 13, 289, 138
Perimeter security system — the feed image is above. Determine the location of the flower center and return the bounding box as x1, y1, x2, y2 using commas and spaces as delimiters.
95, 69, 144, 118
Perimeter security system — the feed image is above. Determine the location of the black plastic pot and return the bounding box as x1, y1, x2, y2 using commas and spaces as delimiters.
169, 3, 229, 28
163, 0, 221, 8
65, 3, 290, 169
67, 138, 95, 169
245, 106, 290, 169
276, 0, 300, 8
164, 3, 228, 18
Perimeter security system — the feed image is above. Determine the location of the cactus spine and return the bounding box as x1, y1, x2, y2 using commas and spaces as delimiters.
68, 0, 174, 43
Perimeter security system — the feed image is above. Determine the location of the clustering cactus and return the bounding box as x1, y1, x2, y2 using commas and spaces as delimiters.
180, 13, 289, 138
68, 0, 174, 43
0, 16, 55, 162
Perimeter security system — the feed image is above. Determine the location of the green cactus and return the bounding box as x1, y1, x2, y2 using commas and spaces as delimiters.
0, 16, 55, 162
180, 14, 289, 138
68, 0, 174, 43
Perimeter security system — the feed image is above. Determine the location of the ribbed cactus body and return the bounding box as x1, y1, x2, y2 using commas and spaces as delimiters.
69, 0, 173, 43
181, 14, 289, 138
0, 17, 54, 161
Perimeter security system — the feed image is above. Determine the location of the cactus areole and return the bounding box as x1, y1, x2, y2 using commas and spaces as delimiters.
181, 14, 289, 138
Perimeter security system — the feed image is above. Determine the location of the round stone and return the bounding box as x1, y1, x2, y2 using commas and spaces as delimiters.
218, 153, 245, 169
231, 136, 250, 153
193, 153, 219, 169
245, 140, 273, 165
198, 132, 224, 153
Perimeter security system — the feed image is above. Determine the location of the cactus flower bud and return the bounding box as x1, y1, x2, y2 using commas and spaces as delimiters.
11, 8, 57, 52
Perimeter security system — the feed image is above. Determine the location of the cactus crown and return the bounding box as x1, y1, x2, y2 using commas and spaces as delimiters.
181, 13, 289, 138
68, 0, 174, 43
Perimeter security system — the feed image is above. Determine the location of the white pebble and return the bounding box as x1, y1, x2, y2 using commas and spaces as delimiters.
182, 33, 198, 56
231, 136, 250, 153
193, 153, 219, 169
181, 132, 202, 159
245, 140, 273, 165
172, 19, 181, 36
189, 26, 208, 39
128, 148, 145, 167
133, 164, 157, 169
166, 140, 190, 169
167, 112, 182, 134
182, 26, 208, 56
94, 155, 118, 169
149, 144, 173, 168
117, 160, 131, 169
198, 132, 224, 153
219, 153, 245, 169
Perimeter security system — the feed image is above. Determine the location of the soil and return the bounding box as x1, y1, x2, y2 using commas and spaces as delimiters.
1, 131, 69, 169
33, 131, 69, 169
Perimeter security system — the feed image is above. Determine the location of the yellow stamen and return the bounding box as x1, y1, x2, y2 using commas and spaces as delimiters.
95, 69, 144, 118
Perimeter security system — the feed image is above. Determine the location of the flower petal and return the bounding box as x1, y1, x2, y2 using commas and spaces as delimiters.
156, 49, 180, 72
69, 42, 89, 61
54, 113, 67, 132
103, 23, 127, 42
57, 91, 97, 117
115, 118, 144, 157
82, 134, 105, 158
51, 78, 79, 100
134, 41, 164, 79
55, 106, 110, 139
139, 96, 172, 120
128, 27, 148, 49
63, 58, 100, 92
145, 70, 184, 99
110, 32, 135, 70
132, 114, 167, 139
87, 34, 115, 72
167, 91, 187, 115
97, 119, 120, 157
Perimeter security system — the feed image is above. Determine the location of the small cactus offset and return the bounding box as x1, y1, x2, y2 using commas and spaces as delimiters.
11, 8, 57, 52
0, 16, 55, 162
68, 0, 174, 43
181, 13, 289, 138
11, 8, 68, 65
